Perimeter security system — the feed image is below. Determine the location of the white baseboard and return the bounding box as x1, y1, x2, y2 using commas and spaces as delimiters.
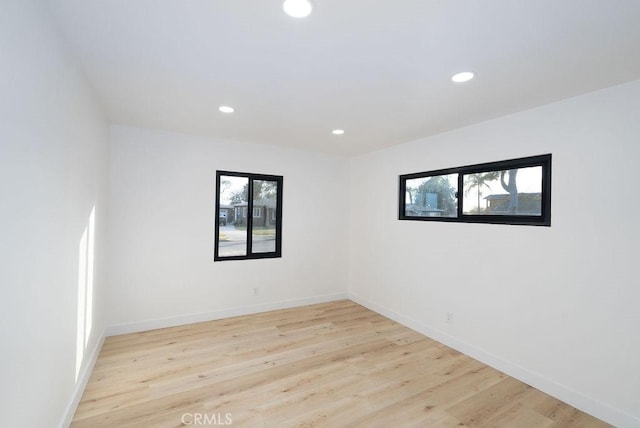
105, 292, 349, 337
348, 292, 639, 428
58, 332, 106, 428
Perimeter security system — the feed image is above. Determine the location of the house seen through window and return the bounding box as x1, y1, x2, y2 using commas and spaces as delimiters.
215, 171, 283, 261
400, 154, 551, 226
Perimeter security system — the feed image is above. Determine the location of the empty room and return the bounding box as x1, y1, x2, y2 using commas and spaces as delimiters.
2, 0, 640, 427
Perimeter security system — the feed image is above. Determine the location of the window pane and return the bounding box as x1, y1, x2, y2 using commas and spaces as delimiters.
252, 180, 277, 253
218, 175, 248, 257
405, 174, 458, 218
462, 166, 542, 215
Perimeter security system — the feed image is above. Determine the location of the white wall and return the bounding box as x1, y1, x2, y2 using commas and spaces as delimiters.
0, 0, 109, 426
106, 125, 349, 331
349, 80, 640, 427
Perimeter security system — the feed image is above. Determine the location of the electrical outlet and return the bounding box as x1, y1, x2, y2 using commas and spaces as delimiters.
253, 287, 259, 296
445, 312, 454, 324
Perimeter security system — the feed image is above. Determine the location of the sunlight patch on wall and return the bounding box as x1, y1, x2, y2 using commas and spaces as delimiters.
75, 206, 96, 382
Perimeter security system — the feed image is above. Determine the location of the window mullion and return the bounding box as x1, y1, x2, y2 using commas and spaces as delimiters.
247, 178, 254, 255
457, 173, 463, 218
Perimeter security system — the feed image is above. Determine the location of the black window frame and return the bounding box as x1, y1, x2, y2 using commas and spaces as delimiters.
399, 154, 552, 226
215, 171, 283, 261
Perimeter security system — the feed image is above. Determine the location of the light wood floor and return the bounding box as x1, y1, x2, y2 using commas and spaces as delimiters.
72, 300, 611, 427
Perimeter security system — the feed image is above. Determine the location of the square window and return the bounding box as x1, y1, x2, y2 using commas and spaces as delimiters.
215, 172, 283, 261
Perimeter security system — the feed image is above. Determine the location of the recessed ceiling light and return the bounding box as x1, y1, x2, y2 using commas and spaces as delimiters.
218, 105, 234, 113
332, 129, 345, 135
283, 0, 313, 18
451, 71, 475, 83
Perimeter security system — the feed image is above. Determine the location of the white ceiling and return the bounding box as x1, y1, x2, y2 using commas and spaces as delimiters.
45, 0, 640, 156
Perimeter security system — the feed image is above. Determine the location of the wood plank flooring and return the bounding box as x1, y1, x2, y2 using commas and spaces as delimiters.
72, 300, 611, 427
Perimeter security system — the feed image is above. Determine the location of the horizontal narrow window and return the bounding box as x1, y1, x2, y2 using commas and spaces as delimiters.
215, 171, 283, 261
399, 154, 551, 226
